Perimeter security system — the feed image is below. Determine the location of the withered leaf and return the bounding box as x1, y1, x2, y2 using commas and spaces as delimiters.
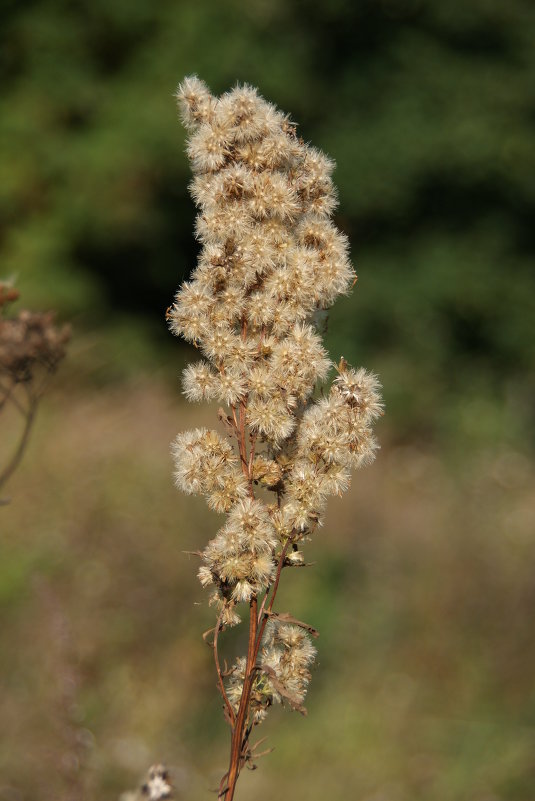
258, 663, 308, 716
218, 407, 236, 437
265, 611, 319, 638
202, 627, 215, 645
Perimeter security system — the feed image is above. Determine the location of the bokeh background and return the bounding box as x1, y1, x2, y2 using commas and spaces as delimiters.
1, 1, 535, 799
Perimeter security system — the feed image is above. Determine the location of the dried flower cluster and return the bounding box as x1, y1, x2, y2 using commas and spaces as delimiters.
167, 77, 382, 800
0, 283, 70, 497
0, 301, 70, 383
141, 765, 173, 801
122, 765, 173, 801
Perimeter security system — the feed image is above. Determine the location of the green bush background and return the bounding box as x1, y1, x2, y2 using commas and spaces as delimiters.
2, 1, 535, 799
2, 0, 534, 448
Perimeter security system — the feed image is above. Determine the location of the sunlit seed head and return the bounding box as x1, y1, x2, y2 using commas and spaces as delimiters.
207, 470, 249, 513
231, 579, 254, 604
216, 84, 268, 144
171, 78, 383, 729
198, 564, 214, 587
175, 75, 215, 130
251, 553, 276, 584
214, 370, 247, 406
187, 122, 232, 173
247, 364, 276, 399
334, 366, 384, 422
247, 396, 295, 445
252, 456, 283, 487
182, 362, 218, 402
286, 549, 305, 566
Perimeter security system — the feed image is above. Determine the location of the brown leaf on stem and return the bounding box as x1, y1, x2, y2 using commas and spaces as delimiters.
218, 407, 236, 437
264, 611, 320, 638
258, 664, 308, 715
202, 627, 216, 646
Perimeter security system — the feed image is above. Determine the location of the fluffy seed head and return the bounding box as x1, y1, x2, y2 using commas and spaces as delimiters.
170, 77, 383, 733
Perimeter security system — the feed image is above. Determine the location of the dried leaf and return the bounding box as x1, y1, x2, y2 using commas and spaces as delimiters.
202, 627, 215, 645
258, 664, 308, 715
218, 407, 236, 437
265, 611, 319, 638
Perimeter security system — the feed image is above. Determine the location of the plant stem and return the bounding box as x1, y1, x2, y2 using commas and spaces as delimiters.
218, 315, 282, 799
221, 596, 258, 801
255, 539, 291, 655
214, 612, 235, 726
0, 396, 38, 495
218, 537, 292, 799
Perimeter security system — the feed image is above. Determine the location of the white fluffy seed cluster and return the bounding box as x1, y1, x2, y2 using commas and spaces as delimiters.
169, 77, 382, 702
169, 76, 352, 421
171, 428, 249, 513
226, 620, 316, 721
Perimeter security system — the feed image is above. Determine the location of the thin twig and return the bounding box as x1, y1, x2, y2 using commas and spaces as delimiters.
0, 380, 27, 416
214, 611, 235, 726
256, 586, 270, 627
0, 396, 38, 494
247, 431, 258, 476
230, 404, 239, 430
238, 399, 249, 481
219, 326, 259, 797
254, 539, 291, 663
221, 596, 258, 801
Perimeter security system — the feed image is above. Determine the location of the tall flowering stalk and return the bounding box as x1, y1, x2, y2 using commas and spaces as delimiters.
168, 76, 382, 800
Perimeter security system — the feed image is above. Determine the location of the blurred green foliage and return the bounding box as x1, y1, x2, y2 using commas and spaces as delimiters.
1, 0, 534, 447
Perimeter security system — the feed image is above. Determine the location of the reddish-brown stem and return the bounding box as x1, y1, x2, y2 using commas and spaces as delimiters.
0, 395, 38, 495
238, 399, 249, 483
230, 404, 239, 430
266, 540, 291, 615
218, 540, 292, 799
256, 587, 270, 628
214, 612, 235, 726
254, 539, 291, 660
256, 539, 288, 626
218, 317, 274, 798
221, 596, 258, 801
247, 431, 258, 476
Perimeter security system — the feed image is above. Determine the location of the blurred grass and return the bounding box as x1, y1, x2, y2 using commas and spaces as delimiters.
2, 355, 534, 800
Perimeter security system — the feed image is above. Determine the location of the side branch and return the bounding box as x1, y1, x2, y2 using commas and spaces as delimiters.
214, 612, 235, 726
0, 396, 38, 495
221, 596, 258, 801
255, 539, 292, 660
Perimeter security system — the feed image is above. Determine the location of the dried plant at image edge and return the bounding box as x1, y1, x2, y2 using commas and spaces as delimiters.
168, 77, 383, 800
121, 764, 173, 801
0, 283, 70, 499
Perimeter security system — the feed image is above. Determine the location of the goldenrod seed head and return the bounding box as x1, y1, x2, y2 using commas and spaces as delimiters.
171, 77, 382, 731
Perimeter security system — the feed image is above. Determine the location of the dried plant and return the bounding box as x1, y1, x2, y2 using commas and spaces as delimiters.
141, 765, 173, 801
0, 283, 70, 499
167, 76, 383, 800
121, 765, 173, 801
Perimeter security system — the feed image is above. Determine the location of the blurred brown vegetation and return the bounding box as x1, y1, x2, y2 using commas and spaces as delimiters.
0, 284, 70, 499
2, 370, 534, 800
